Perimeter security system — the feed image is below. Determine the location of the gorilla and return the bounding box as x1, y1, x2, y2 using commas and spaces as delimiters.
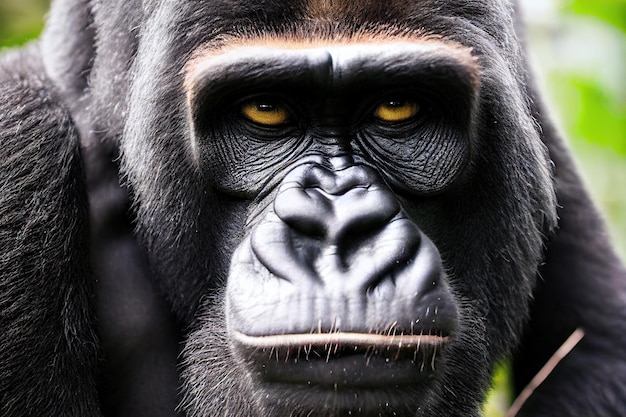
1, 0, 625, 416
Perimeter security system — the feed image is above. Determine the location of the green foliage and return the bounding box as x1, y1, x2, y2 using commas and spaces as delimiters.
567, 0, 626, 33
0, 0, 49, 48
550, 73, 626, 156
482, 363, 514, 417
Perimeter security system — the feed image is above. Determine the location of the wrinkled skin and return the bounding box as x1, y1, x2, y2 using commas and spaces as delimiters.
1, 1, 625, 417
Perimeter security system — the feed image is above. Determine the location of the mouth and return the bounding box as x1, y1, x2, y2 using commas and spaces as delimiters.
233, 331, 449, 389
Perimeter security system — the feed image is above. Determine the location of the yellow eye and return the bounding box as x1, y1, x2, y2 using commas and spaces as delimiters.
241, 100, 290, 126
374, 99, 419, 123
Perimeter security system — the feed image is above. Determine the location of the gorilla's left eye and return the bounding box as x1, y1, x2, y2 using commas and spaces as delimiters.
241, 99, 290, 126
374, 99, 420, 123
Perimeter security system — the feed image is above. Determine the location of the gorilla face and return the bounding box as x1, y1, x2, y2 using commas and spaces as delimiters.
119, 20, 557, 415
118, 3, 557, 417
183, 43, 471, 414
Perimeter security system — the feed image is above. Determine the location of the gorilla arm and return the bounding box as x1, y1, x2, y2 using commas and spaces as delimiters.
0, 46, 101, 417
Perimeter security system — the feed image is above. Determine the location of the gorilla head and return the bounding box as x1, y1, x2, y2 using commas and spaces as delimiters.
120, 4, 556, 416
1, 1, 624, 417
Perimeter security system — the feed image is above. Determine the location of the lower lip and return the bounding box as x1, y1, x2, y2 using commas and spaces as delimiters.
233, 331, 448, 388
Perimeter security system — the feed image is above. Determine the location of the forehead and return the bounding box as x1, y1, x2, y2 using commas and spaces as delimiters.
303, 0, 420, 21
141, 0, 504, 69
172, 0, 440, 35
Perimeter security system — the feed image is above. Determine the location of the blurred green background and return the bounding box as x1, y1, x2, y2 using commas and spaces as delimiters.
1, 0, 625, 415
0, 0, 48, 46
520, 0, 626, 265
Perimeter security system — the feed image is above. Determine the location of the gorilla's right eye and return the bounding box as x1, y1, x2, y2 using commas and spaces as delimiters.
374, 99, 420, 123
241, 99, 290, 126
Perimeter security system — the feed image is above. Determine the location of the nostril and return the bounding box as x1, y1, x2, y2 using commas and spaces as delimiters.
274, 185, 333, 239
328, 184, 400, 244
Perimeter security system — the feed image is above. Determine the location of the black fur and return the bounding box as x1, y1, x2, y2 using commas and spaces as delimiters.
0, 46, 99, 415
0, 1, 625, 416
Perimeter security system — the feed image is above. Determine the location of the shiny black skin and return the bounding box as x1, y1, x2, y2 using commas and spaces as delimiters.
1, 1, 625, 416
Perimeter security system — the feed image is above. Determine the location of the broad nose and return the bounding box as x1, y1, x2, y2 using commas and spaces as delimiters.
248, 157, 423, 293
273, 158, 401, 248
